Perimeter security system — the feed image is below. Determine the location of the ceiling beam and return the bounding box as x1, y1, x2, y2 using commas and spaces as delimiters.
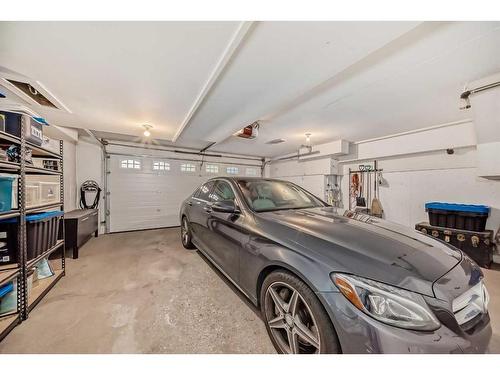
171, 21, 254, 143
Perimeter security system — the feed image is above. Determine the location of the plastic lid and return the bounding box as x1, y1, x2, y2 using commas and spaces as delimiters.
425, 202, 490, 214
25, 211, 63, 222
0, 282, 14, 298
0, 210, 63, 224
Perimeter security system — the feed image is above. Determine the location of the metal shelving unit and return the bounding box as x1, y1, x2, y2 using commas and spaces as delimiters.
0, 115, 65, 340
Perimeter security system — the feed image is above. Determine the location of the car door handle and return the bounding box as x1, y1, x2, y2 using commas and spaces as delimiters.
204, 206, 212, 214
187, 201, 193, 206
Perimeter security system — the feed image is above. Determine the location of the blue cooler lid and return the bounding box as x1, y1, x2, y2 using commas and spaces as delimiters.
25, 211, 63, 222
0, 282, 14, 298
425, 202, 490, 214
0, 210, 63, 224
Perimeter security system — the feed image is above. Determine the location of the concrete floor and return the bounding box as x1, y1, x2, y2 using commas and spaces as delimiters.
0, 227, 498, 353
0, 228, 275, 353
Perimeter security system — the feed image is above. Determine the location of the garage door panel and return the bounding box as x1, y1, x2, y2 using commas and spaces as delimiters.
108, 154, 260, 232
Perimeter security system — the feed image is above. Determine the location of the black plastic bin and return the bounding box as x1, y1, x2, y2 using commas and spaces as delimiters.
0, 111, 44, 145
425, 202, 490, 232
0, 219, 19, 265
0, 211, 63, 262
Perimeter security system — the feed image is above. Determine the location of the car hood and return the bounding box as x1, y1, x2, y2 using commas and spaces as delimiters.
256, 207, 462, 297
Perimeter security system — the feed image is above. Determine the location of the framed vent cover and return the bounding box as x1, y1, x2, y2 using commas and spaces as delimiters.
5, 79, 58, 108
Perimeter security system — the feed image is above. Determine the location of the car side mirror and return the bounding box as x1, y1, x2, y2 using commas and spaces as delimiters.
212, 200, 240, 214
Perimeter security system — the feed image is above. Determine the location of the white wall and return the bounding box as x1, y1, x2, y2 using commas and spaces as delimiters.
341, 147, 500, 231
266, 157, 333, 198
76, 139, 105, 233
268, 121, 500, 234
63, 141, 77, 211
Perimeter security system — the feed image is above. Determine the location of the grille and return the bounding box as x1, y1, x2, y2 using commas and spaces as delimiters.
452, 280, 489, 326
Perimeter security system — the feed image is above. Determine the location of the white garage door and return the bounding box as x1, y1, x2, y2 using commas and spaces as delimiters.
108, 154, 261, 232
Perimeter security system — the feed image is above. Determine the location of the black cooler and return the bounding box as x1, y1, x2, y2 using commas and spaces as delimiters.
415, 222, 494, 268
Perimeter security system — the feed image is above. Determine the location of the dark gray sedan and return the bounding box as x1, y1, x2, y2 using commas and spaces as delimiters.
179, 177, 492, 354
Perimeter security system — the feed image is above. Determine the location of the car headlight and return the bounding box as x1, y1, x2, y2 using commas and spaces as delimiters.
331, 273, 440, 331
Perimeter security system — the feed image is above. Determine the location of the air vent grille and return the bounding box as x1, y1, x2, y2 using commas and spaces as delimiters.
266, 138, 285, 144
6, 79, 58, 108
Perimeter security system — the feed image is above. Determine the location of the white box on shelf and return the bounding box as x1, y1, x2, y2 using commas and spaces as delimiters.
26, 183, 41, 208
39, 182, 60, 204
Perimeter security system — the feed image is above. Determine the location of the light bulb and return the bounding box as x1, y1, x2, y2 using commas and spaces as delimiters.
143, 129, 151, 137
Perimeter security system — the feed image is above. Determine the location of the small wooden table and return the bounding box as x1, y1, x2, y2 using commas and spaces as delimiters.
64, 209, 99, 259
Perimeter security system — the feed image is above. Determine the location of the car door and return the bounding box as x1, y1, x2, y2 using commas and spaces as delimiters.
188, 180, 215, 250
204, 179, 248, 282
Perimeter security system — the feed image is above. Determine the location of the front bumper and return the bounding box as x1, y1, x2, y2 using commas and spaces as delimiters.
319, 292, 492, 354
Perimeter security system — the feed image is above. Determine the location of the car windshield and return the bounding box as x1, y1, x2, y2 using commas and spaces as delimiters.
237, 179, 325, 212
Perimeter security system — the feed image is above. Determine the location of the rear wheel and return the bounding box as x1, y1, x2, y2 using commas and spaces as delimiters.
260, 270, 340, 354
181, 216, 195, 249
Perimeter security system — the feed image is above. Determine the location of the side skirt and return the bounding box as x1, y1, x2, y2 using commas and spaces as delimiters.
192, 239, 258, 305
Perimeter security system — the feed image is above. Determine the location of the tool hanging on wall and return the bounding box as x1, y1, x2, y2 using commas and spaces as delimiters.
356, 172, 366, 207
371, 168, 383, 217
79, 180, 102, 209
349, 161, 383, 215
350, 173, 360, 209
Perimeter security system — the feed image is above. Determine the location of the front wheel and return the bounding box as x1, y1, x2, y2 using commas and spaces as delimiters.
181, 216, 195, 249
260, 270, 340, 354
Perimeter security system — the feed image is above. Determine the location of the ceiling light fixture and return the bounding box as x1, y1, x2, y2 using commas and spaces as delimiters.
142, 124, 152, 137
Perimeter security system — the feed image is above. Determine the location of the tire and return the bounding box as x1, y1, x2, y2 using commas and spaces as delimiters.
181, 216, 196, 249
260, 270, 340, 354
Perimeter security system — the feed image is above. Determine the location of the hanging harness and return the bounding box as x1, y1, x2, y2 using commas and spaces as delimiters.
79, 180, 101, 209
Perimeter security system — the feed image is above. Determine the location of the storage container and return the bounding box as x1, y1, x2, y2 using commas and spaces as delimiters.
26, 269, 34, 300
32, 158, 60, 171
39, 182, 60, 204
0, 211, 63, 262
0, 113, 5, 132
0, 111, 44, 146
0, 280, 17, 316
415, 222, 494, 268
25, 211, 63, 259
0, 218, 19, 264
0, 225, 16, 265
425, 202, 490, 232
11, 177, 18, 210
26, 183, 41, 208
0, 175, 15, 212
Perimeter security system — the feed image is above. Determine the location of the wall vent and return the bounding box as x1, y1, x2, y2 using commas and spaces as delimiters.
5, 79, 58, 108
266, 138, 285, 144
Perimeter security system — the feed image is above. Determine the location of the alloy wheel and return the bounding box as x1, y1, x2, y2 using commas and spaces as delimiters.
181, 218, 190, 245
264, 281, 321, 354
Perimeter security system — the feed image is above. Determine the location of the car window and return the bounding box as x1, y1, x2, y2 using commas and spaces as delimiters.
196, 181, 215, 201
210, 180, 236, 202
237, 179, 324, 212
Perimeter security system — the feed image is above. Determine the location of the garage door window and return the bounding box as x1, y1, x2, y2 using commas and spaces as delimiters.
120, 159, 141, 169
246, 168, 258, 176
181, 163, 196, 172
226, 166, 239, 175
153, 161, 170, 171
206, 164, 219, 173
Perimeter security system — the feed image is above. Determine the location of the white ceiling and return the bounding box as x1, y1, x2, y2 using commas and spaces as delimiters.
1, 21, 500, 157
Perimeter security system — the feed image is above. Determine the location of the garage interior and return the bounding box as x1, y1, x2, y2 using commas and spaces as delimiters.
0, 21, 499, 353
